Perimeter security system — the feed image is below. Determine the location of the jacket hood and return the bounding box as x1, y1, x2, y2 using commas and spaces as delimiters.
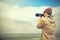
46, 16, 55, 23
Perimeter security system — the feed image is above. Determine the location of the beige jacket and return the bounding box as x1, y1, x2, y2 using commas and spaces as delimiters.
37, 16, 56, 40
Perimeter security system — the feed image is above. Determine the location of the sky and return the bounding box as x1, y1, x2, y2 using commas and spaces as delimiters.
0, 0, 60, 7
0, 0, 60, 33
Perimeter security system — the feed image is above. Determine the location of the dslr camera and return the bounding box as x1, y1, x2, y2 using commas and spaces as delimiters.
35, 13, 44, 17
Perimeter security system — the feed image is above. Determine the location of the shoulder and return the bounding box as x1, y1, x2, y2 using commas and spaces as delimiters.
37, 17, 47, 22
41, 17, 51, 24
41, 17, 46, 22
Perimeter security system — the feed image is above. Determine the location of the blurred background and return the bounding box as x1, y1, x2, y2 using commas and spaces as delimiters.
0, 0, 60, 40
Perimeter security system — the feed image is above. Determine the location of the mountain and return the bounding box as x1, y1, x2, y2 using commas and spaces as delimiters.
0, 16, 36, 34
54, 13, 60, 33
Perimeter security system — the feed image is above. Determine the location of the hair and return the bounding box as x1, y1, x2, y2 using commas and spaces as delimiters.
43, 8, 52, 16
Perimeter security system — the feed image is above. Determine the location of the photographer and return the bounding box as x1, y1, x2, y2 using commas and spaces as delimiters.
36, 8, 56, 40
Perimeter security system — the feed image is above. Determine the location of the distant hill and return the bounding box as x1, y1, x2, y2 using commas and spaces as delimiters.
0, 16, 60, 35
54, 14, 60, 33
0, 16, 37, 34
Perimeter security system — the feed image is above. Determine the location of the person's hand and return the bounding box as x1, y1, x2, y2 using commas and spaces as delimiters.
38, 16, 41, 19
38, 16, 42, 21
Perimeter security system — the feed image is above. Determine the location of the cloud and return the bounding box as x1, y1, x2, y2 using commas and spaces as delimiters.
0, 2, 50, 20
0, 1, 60, 21
0, 2, 60, 33
1, 0, 17, 4
0, 0, 29, 7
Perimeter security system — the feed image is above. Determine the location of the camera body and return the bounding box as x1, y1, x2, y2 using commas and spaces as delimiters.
36, 13, 44, 17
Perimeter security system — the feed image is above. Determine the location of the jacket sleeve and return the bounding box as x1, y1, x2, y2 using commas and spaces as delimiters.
36, 19, 44, 29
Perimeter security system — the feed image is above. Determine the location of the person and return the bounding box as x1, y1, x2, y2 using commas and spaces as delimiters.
36, 8, 56, 40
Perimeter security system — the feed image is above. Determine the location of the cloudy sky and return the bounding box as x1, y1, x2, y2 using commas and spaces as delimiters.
0, 0, 60, 33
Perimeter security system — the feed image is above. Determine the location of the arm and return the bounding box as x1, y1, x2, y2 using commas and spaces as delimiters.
36, 18, 44, 29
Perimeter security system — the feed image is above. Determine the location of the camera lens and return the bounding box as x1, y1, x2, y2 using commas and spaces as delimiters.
36, 14, 39, 17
